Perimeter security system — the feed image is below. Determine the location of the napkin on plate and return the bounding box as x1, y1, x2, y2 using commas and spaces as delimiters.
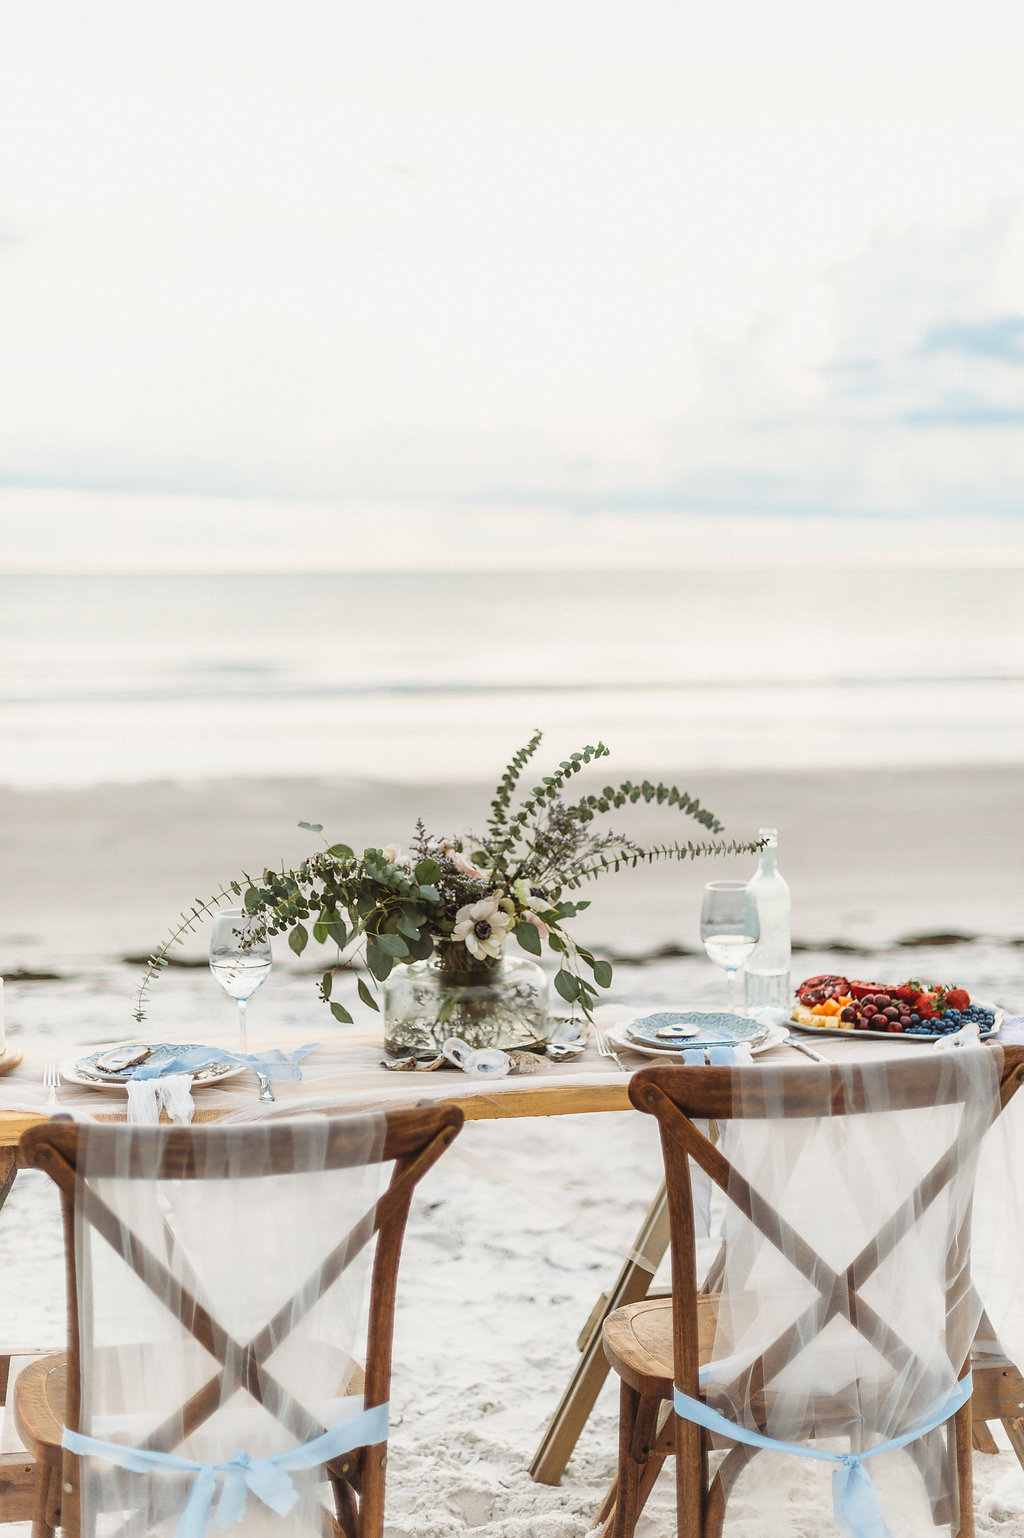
124, 1043, 318, 1125
676, 1044, 754, 1065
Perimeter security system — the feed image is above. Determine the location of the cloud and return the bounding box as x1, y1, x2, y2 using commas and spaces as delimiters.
920, 316, 1024, 365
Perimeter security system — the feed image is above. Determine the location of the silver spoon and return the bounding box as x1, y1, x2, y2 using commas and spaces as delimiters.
256, 1072, 275, 1102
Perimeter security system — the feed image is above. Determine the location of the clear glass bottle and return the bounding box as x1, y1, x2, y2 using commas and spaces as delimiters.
743, 827, 791, 1024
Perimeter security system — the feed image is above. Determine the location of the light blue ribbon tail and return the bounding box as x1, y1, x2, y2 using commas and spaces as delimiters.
672, 1375, 972, 1538
63, 1399, 389, 1538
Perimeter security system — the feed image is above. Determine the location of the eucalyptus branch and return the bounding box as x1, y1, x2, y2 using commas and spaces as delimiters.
486, 728, 544, 837
487, 741, 610, 869
561, 838, 761, 885
133, 881, 250, 1022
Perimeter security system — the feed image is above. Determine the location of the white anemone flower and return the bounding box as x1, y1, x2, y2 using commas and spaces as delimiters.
380, 843, 403, 865
451, 898, 513, 960
512, 877, 556, 914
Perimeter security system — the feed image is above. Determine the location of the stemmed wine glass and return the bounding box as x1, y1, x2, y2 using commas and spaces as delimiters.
700, 881, 759, 1015
209, 907, 273, 1053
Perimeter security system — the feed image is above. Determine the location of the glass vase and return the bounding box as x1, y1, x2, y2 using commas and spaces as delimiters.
383, 939, 550, 1057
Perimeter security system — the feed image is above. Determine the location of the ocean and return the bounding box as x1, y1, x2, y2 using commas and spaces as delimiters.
2, 566, 1023, 786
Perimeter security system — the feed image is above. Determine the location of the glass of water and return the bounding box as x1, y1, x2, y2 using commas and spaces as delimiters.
209, 907, 273, 1052
700, 881, 759, 1015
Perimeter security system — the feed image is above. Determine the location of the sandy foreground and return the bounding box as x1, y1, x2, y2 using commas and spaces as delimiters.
0, 765, 1023, 1535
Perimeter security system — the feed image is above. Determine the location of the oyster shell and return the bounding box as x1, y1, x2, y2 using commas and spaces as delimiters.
381, 1054, 446, 1073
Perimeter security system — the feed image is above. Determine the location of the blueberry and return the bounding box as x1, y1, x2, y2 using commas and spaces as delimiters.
910, 1013, 920, 1023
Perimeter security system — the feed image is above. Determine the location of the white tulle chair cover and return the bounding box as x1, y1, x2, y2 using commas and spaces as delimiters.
677, 1048, 1008, 1538
970, 1047, 1024, 1415
67, 1116, 387, 1538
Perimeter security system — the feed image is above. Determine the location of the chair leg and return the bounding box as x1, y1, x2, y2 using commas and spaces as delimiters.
674, 1407, 706, 1538
353, 1441, 387, 1538
595, 1476, 618, 1532
703, 1443, 756, 1538
971, 1420, 999, 1454
31, 1464, 59, 1538
953, 1400, 975, 1538
1004, 1417, 1024, 1470
603, 1383, 664, 1538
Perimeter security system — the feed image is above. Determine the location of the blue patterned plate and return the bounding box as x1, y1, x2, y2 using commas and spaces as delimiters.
625, 1011, 770, 1050
62, 1042, 245, 1091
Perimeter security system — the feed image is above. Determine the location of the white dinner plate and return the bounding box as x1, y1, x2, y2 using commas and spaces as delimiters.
60, 1042, 247, 1094
789, 1001, 1003, 1044
607, 1022, 790, 1058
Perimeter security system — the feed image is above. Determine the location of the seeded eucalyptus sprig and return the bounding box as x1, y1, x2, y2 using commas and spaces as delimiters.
134, 733, 762, 1025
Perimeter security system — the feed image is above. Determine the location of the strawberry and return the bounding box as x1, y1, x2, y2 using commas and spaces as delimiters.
917, 997, 938, 1019
945, 988, 970, 1011
895, 983, 922, 1004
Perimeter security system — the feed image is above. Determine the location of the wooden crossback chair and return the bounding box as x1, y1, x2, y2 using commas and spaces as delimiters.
13, 1104, 463, 1538
597, 1047, 1024, 1538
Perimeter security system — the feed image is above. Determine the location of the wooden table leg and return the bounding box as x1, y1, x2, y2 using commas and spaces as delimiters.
0, 1149, 46, 1528
529, 1183, 669, 1485
0, 1152, 15, 1217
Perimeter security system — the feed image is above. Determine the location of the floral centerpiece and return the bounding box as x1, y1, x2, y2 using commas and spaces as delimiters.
135, 734, 759, 1054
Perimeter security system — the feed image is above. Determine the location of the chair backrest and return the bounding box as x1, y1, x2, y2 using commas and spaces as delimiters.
20, 1103, 463, 1538
630, 1047, 1024, 1510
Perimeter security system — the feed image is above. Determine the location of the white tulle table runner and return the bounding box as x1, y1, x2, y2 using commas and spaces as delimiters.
0, 1016, 1021, 1122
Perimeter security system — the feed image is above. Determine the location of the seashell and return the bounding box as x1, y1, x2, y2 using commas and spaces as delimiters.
381, 1054, 446, 1072
505, 1049, 545, 1075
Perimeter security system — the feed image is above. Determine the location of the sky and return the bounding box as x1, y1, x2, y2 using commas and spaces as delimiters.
2, 1, 1024, 567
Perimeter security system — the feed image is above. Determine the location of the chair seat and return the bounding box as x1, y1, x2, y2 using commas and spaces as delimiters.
602, 1295, 719, 1396
12, 1353, 66, 1470
603, 1293, 1021, 1452
11, 1350, 369, 1471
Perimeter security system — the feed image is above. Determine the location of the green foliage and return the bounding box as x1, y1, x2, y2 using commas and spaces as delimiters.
134, 733, 760, 1025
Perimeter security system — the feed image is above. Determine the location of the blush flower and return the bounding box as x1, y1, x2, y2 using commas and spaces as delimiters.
522, 910, 550, 939
450, 849, 490, 880
451, 898, 513, 960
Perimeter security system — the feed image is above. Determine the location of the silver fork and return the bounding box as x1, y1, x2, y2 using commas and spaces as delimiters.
43, 1062, 60, 1110
594, 1029, 627, 1070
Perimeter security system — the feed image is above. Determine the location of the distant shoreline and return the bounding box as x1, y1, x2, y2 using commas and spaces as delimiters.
2, 763, 1022, 977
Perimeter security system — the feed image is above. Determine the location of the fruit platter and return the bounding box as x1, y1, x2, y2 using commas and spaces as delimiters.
791, 974, 1000, 1041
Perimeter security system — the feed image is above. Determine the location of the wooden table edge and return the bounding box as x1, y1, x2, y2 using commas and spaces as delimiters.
0, 1077, 635, 1153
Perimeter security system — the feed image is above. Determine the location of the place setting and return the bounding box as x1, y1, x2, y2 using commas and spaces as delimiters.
53, 906, 319, 1123
591, 868, 789, 1068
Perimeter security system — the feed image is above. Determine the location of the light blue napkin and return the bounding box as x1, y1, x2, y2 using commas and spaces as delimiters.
677, 1045, 748, 1066
129, 1044, 319, 1082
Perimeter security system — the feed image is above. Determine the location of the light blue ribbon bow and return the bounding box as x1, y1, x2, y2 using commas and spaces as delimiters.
673, 1374, 972, 1538
64, 1400, 388, 1538
130, 1043, 319, 1083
